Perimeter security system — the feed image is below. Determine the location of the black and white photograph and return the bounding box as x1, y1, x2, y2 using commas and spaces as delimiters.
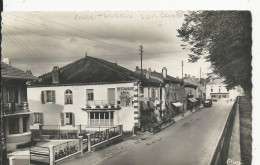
1, 1, 258, 165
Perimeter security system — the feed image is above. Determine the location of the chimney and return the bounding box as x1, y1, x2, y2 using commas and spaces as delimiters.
52, 66, 60, 84
162, 67, 167, 78
146, 68, 151, 79
135, 66, 139, 72
26, 70, 32, 75
2, 58, 11, 65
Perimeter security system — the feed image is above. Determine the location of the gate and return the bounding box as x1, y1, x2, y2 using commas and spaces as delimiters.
30, 146, 50, 165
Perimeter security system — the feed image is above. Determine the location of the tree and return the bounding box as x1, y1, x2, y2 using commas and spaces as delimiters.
177, 11, 252, 98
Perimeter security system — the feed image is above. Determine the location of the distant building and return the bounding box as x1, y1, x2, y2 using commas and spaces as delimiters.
136, 67, 199, 115
206, 78, 240, 100
28, 56, 163, 133
1, 62, 36, 151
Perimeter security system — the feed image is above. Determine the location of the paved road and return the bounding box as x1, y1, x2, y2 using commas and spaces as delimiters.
98, 101, 233, 165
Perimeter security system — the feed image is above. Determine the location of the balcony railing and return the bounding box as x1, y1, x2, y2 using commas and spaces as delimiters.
86, 100, 120, 109
2, 102, 29, 115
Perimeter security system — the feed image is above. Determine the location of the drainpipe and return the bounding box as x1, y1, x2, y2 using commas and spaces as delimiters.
137, 81, 142, 128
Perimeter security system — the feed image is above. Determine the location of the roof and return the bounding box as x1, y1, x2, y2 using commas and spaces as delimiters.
31, 56, 162, 86
207, 79, 226, 85
151, 71, 181, 83
1, 62, 36, 80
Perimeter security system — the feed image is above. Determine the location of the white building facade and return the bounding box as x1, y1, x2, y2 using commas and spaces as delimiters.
206, 79, 240, 100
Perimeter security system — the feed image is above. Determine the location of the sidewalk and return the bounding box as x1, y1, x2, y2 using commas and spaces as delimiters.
60, 109, 200, 165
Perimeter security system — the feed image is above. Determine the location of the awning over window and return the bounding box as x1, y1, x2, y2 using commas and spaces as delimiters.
192, 98, 197, 102
172, 102, 183, 107
188, 98, 195, 102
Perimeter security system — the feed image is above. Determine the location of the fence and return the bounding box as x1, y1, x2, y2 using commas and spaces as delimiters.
53, 140, 80, 161
209, 97, 238, 165
47, 125, 123, 165
29, 146, 50, 165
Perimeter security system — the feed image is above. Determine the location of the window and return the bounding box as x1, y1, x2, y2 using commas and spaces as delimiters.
65, 113, 73, 125
65, 89, 73, 104
211, 86, 213, 92
41, 90, 55, 103
23, 117, 29, 132
34, 113, 40, 124
9, 118, 19, 134
33, 113, 43, 124
46, 91, 52, 102
7, 87, 18, 103
86, 89, 94, 101
89, 112, 114, 126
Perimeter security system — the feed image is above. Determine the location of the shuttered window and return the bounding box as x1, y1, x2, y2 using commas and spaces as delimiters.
41, 90, 56, 104
60, 112, 75, 126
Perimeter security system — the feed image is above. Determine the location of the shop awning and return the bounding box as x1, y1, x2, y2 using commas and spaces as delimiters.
188, 98, 195, 102
172, 102, 183, 107
192, 98, 197, 102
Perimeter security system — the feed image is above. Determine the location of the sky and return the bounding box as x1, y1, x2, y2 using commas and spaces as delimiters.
2, 11, 211, 78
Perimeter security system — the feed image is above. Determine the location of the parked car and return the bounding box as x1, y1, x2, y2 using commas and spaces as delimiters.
202, 99, 212, 107
212, 98, 218, 102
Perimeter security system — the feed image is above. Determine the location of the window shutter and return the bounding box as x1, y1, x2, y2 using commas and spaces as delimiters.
52, 91, 56, 104
60, 113, 64, 126
39, 113, 44, 125
41, 91, 45, 104
30, 114, 34, 125
72, 113, 75, 127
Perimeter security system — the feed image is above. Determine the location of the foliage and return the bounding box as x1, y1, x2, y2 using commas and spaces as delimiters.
140, 115, 157, 127
177, 11, 252, 98
16, 140, 37, 149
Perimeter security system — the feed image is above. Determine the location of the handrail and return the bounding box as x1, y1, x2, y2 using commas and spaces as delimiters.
209, 97, 239, 165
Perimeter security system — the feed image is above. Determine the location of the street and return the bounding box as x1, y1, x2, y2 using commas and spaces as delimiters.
98, 101, 233, 165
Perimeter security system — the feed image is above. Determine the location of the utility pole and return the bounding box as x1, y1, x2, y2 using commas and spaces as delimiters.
181, 61, 184, 117
200, 67, 201, 85
139, 45, 143, 77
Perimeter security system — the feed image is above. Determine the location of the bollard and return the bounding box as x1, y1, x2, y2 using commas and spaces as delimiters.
120, 125, 123, 135
87, 134, 91, 152
106, 129, 109, 141
49, 145, 55, 165
78, 136, 83, 156
39, 124, 43, 140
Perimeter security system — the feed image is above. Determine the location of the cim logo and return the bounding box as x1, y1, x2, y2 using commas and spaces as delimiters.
227, 159, 242, 165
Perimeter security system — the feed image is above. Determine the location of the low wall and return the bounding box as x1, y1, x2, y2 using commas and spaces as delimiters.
6, 132, 31, 150
91, 135, 123, 151
55, 151, 81, 165
9, 155, 30, 165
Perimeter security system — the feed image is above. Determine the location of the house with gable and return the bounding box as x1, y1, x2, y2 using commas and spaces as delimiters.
28, 55, 164, 134
1, 61, 36, 151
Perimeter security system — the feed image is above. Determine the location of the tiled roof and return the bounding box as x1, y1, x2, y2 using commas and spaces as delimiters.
1, 62, 36, 80
151, 71, 181, 83
207, 78, 226, 85
31, 56, 162, 86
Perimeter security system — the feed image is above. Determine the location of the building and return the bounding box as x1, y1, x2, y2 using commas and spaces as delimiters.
1, 61, 36, 151
28, 56, 163, 134
206, 78, 240, 100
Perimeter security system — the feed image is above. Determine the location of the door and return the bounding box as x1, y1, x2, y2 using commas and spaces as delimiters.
107, 88, 115, 105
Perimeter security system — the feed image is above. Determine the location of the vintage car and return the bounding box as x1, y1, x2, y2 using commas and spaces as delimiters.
212, 98, 218, 102
202, 99, 212, 107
